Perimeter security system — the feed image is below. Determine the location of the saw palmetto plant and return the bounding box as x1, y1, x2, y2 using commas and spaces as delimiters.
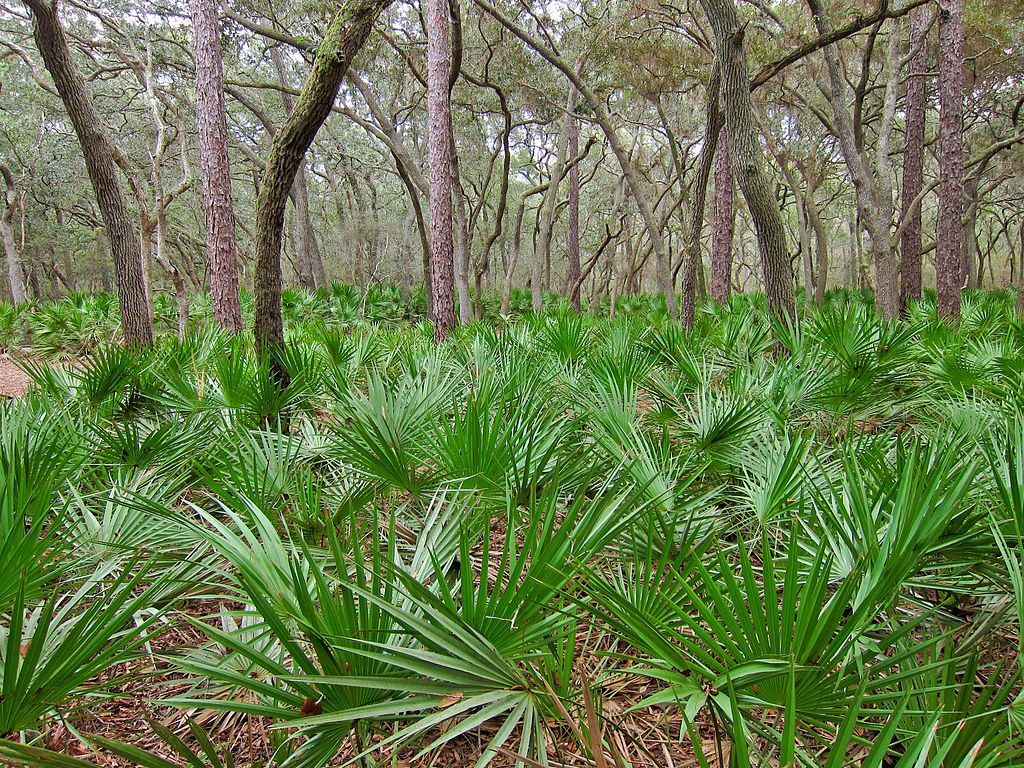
1, 288, 1023, 767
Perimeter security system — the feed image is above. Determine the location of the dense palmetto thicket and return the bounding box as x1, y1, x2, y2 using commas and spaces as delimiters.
0, 287, 1022, 766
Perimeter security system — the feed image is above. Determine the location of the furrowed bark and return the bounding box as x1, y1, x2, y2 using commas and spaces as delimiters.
427, 0, 456, 340
711, 130, 734, 304
936, 0, 964, 319
899, 4, 929, 313
191, 0, 242, 331
25, 0, 153, 346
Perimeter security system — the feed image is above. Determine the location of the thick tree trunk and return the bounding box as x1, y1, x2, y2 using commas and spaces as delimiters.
25, 0, 152, 346
899, 5, 929, 313
711, 130, 734, 303
936, 0, 964, 319
190, 0, 242, 331
701, 0, 795, 322
252, 0, 394, 366
566, 110, 581, 311
426, 0, 456, 340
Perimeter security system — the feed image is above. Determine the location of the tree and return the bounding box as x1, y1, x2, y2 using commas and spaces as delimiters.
426, 0, 456, 340
271, 46, 328, 290
252, 0, 395, 367
936, 0, 964, 319
806, 0, 899, 320
190, 0, 242, 332
900, 5, 930, 313
0, 163, 28, 305
680, 69, 723, 328
24, 0, 152, 346
566, 109, 581, 311
533, 89, 576, 313
700, 0, 795, 323
711, 130, 733, 304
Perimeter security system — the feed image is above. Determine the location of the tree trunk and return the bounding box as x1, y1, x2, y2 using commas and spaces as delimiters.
936, 0, 964, 319
899, 5, 929, 314
566, 109, 581, 311
808, 194, 829, 304
962, 174, 980, 289
25, 0, 152, 346
252, 0, 394, 367
0, 165, 27, 305
477, 80, 512, 318
190, 0, 242, 331
680, 69, 723, 328
272, 47, 328, 290
711, 129, 734, 304
701, 0, 795, 323
288, 172, 321, 289
426, 0, 456, 340
807, 0, 897, 319
452, 142, 472, 323
534, 89, 576, 312
500, 198, 526, 315
1017, 222, 1024, 314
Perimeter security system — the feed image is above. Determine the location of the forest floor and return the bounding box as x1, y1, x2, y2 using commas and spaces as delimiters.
0, 352, 34, 397
61, 612, 714, 767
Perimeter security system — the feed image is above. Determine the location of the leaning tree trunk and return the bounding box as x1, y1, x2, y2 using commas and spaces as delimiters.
25, 0, 152, 346
700, 0, 795, 323
936, 0, 964, 319
190, 0, 242, 331
426, 0, 456, 341
272, 47, 328, 290
899, 5, 930, 314
253, 0, 395, 369
710, 130, 734, 304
